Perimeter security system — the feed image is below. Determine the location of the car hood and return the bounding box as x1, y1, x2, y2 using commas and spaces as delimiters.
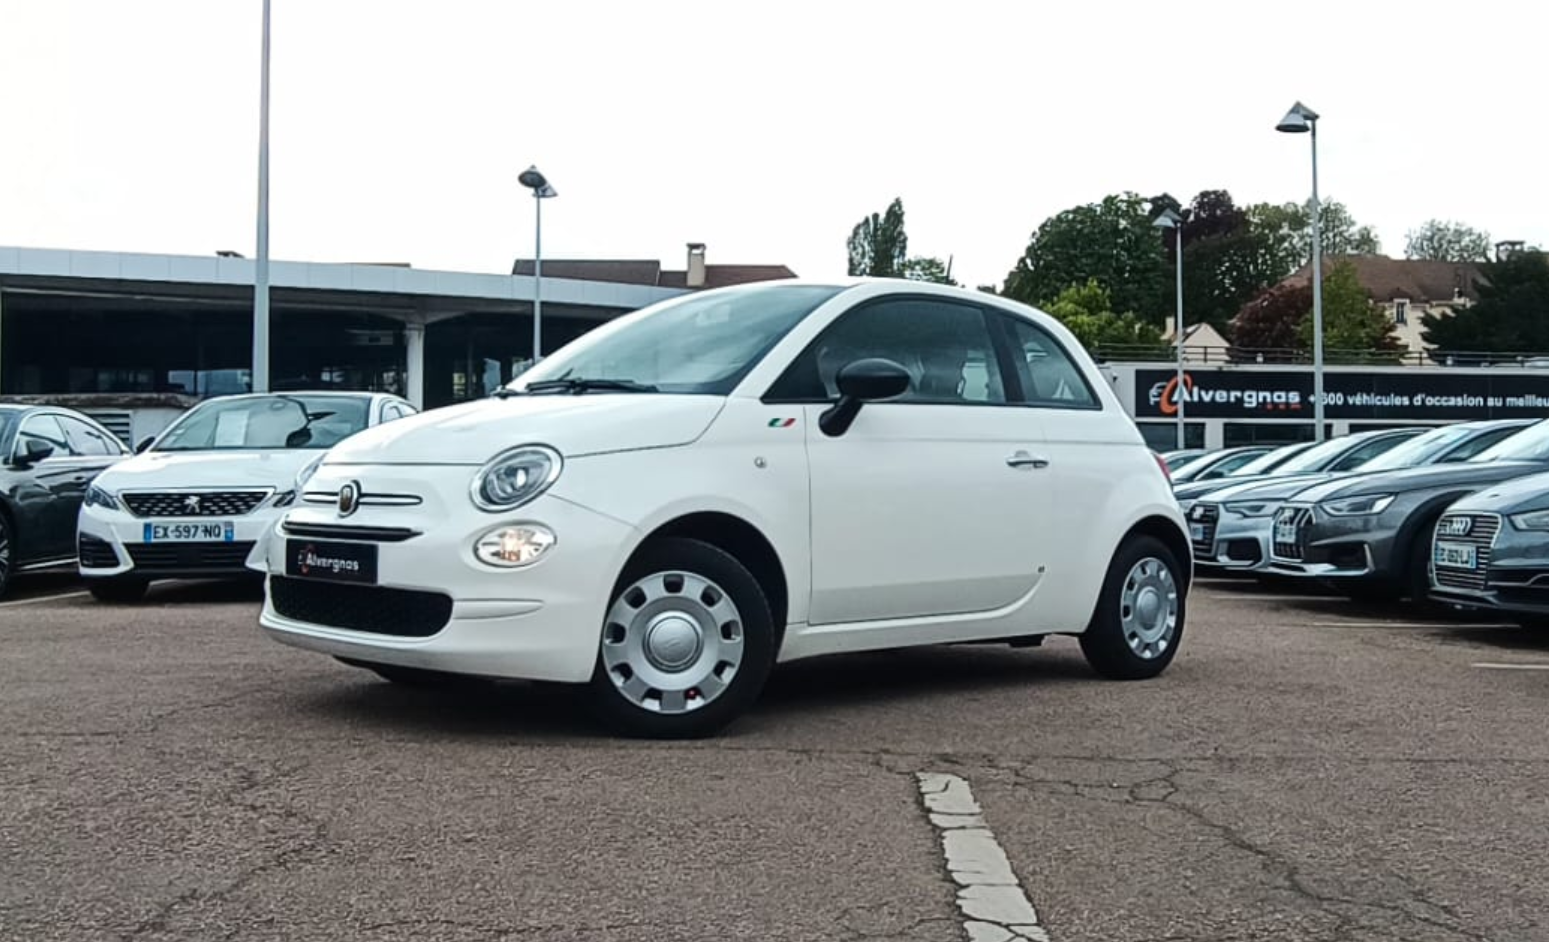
1446, 468, 1549, 515
321, 393, 728, 465
1197, 473, 1340, 504
1289, 459, 1549, 504
95, 448, 322, 491
1173, 472, 1324, 502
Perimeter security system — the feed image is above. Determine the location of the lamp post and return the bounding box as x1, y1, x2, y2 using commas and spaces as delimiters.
1276, 100, 1324, 441
1153, 207, 1186, 449
252, 0, 272, 393
518, 165, 558, 362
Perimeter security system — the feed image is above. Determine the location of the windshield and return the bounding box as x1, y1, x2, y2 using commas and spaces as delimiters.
1357, 424, 1476, 472
1228, 441, 1314, 476
1471, 418, 1549, 462
153, 395, 371, 452
509, 284, 846, 395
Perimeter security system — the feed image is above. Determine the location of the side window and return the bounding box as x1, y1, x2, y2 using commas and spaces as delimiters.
59, 416, 123, 456
995, 315, 1100, 409
1443, 427, 1518, 461
1330, 436, 1403, 471
766, 298, 1007, 404
15, 415, 74, 459
1204, 451, 1260, 478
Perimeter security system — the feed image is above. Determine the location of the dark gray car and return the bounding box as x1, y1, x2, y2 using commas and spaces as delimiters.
1428, 469, 1549, 627
1267, 418, 1549, 602
1173, 428, 1423, 509
0, 403, 130, 597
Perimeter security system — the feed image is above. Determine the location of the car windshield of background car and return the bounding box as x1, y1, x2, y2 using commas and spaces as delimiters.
1264, 436, 1364, 474
1357, 425, 1473, 471
1228, 442, 1312, 476
153, 396, 370, 451
1469, 419, 1549, 463
508, 284, 846, 396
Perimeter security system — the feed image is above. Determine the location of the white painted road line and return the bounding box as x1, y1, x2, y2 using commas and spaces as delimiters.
1472, 662, 1549, 671
0, 590, 89, 608
916, 772, 1051, 942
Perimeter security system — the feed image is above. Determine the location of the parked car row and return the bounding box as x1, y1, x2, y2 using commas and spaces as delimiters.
1162, 417, 1549, 626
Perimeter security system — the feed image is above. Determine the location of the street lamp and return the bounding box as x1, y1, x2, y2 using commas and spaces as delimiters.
252, 0, 272, 393
1153, 207, 1186, 450
1276, 100, 1324, 442
518, 165, 558, 362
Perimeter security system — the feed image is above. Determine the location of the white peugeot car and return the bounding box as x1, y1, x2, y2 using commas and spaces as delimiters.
257, 280, 1191, 738
77, 391, 416, 602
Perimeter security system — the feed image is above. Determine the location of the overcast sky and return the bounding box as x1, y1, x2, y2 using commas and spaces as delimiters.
1, 0, 1543, 293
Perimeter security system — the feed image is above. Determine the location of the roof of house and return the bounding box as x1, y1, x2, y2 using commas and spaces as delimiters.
509, 258, 797, 289
1281, 255, 1484, 303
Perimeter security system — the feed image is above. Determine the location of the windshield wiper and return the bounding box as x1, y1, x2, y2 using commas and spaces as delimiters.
500, 378, 659, 397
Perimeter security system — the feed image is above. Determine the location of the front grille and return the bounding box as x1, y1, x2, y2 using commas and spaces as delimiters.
280, 522, 421, 543
123, 491, 270, 518
126, 541, 256, 571
1272, 506, 1313, 560
77, 534, 120, 569
1189, 504, 1220, 558
269, 576, 452, 637
1431, 513, 1502, 592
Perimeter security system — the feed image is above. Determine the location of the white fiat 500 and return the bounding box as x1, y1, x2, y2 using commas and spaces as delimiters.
257, 280, 1191, 738
78, 391, 416, 601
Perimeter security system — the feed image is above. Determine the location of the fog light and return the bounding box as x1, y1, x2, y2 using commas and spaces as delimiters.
473, 524, 556, 568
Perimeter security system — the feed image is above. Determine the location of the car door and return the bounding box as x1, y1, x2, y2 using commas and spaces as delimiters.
765, 294, 1053, 626
10, 414, 83, 561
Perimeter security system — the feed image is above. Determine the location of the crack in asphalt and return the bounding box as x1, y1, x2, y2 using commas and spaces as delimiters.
991, 759, 1489, 942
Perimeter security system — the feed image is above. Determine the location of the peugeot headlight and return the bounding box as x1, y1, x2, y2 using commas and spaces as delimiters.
471, 445, 562, 512
1320, 494, 1396, 516
83, 484, 121, 511
1509, 509, 1549, 531
295, 455, 325, 491
1222, 500, 1280, 518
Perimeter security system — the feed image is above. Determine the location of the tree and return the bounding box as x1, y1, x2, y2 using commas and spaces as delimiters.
900, 256, 957, 285
1171, 189, 1284, 333
1246, 198, 1382, 280
1421, 250, 1549, 356
847, 198, 908, 277
1405, 219, 1492, 262
1229, 281, 1313, 358
1042, 279, 1165, 354
1001, 192, 1169, 321
1296, 261, 1403, 361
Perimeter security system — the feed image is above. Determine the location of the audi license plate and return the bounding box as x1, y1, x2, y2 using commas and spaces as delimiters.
1433, 540, 1477, 570
1274, 521, 1298, 545
285, 539, 378, 585
143, 521, 235, 542
1189, 523, 1205, 542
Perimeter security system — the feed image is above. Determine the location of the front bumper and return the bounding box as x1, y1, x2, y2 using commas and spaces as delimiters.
255, 463, 639, 684
1188, 503, 1274, 571
1265, 504, 1383, 579
77, 502, 284, 580
1429, 511, 1549, 615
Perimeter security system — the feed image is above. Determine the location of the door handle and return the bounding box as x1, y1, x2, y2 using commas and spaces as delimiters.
1006, 451, 1049, 469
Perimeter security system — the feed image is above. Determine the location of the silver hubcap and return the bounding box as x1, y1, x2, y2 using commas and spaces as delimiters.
601, 570, 744, 714
1119, 556, 1177, 659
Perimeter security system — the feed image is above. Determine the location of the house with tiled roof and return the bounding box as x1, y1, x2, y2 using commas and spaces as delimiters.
1276, 255, 1483, 357
512, 243, 797, 291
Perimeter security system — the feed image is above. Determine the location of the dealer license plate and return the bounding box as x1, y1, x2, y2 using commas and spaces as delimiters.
1189, 523, 1205, 542
1433, 540, 1477, 570
142, 521, 235, 542
284, 539, 378, 585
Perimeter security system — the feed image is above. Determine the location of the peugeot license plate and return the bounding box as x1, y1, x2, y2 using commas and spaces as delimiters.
143, 521, 235, 542
1433, 540, 1477, 570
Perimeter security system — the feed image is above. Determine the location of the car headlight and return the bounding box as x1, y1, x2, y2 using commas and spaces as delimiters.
1509, 509, 1549, 531
470, 445, 562, 512
1222, 500, 1280, 518
270, 490, 298, 509
83, 484, 122, 511
1319, 494, 1396, 516
473, 523, 557, 567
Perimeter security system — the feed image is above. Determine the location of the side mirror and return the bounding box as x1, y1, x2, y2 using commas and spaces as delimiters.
819, 358, 911, 437
15, 440, 55, 466
135, 437, 155, 454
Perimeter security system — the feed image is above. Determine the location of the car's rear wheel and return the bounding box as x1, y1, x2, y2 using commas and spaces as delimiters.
1080, 535, 1186, 680
86, 576, 148, 603
587, 537, 775, 739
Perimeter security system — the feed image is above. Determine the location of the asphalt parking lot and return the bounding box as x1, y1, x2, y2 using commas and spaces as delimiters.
3, 575, 1547, 942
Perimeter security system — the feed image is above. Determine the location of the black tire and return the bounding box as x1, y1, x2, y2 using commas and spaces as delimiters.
86, 576, 149, 603
586, 536, 776, 739
335, 657, 460, 688
1402, 529, 1446, 612
0, 511, 12, 600
1080, 535, 1187, 680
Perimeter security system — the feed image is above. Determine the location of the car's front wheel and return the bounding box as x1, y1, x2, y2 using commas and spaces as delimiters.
1080, 535, 1187, 680
86, 576, 149, 603
587, 537, 776, 739
0, 512, 12, 600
